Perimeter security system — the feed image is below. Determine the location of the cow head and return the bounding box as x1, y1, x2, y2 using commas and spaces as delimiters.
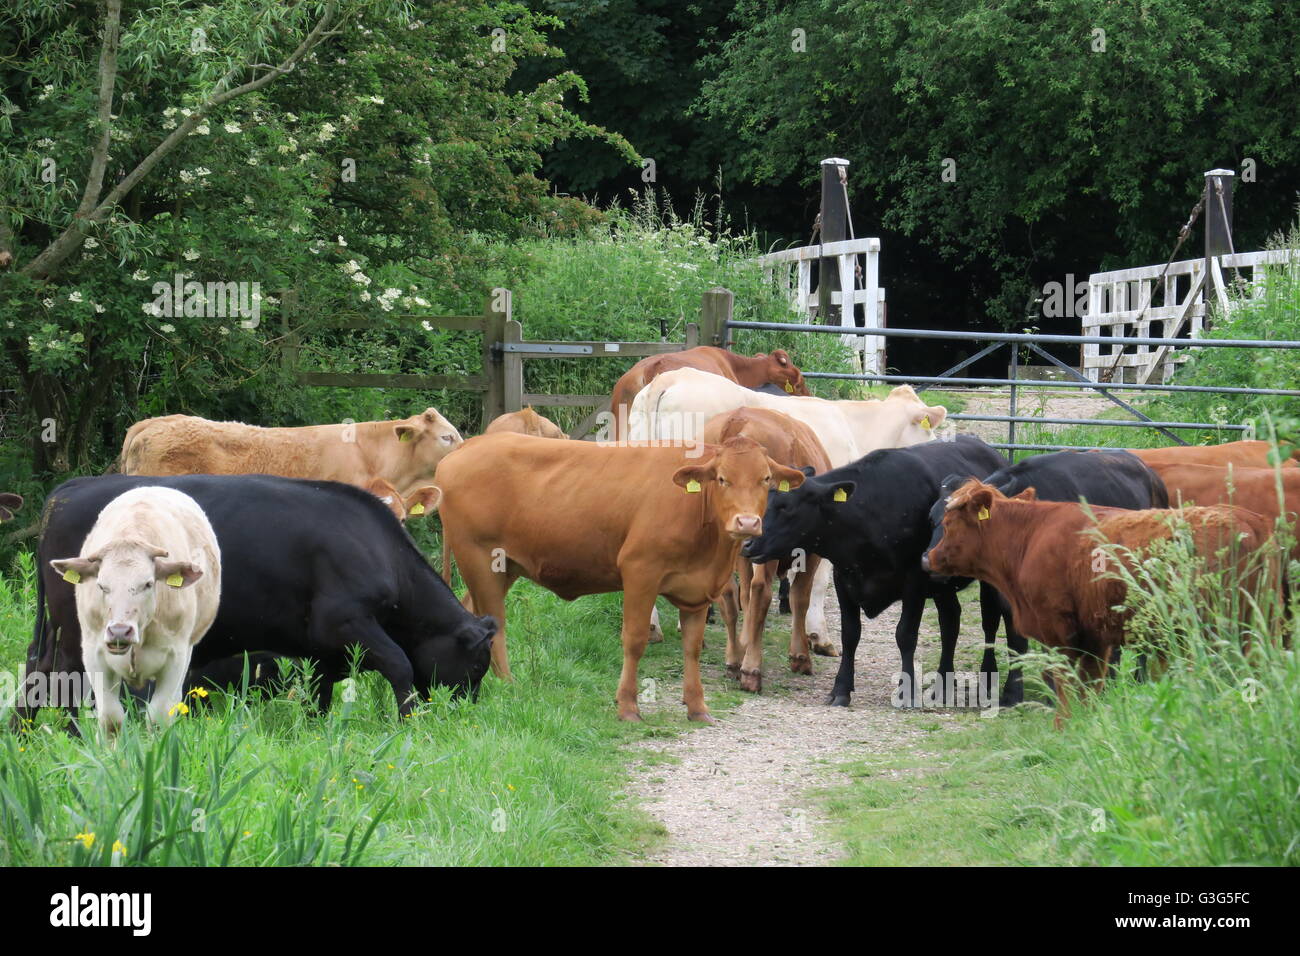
392, 408, 463, 478
410, 613, 495, 701
672, 436, 807, 540
923, 481, 1035, 576
743, 468, 855, 564
366, 478, 407, 522
761, 350, 810, 396
0, 493, 21, 522
887, 386, 948, 446
51, 541, 203, 655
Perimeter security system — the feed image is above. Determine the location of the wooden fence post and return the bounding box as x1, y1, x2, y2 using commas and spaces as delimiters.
502, 318, 524, 413
279, 287, 300, 374
684, 321, 700, 349
699, 287, 733, 349
481, 288, 511, 431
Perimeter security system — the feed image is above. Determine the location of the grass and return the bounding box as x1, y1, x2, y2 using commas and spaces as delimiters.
0, 546, 742, 867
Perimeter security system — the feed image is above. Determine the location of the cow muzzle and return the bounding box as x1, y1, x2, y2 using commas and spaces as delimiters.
104, 622, 139, 655
728, 514, 763, 538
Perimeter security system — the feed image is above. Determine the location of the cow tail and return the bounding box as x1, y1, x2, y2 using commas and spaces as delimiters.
29, 552, 47, 665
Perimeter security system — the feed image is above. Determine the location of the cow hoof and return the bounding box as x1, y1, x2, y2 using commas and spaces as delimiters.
725, 663, 742, 681
739, 669, 762, 693
618, 710, 643, 722
789, 654, 813, 675
825, 693, 851, 707
778, 599, 792, 615
811, 638, 839, 658
1000, 689, 1024, 708
688, 710, 717, 725
648, 627, 664, 645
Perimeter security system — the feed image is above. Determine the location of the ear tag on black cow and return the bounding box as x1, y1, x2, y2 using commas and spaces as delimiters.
977, 506, 990, 521
685, 479, 702, 493
784, 382, 794, 393
409, 502, 426, 516
833, 488, 848, 503
166, 572, 185, 588
63, 569, 81, 584
778, 480, 791, 492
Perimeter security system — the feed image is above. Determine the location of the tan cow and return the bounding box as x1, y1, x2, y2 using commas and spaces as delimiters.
610, 346, 809, 442
1129, 439, 1297, 470
702, 408, 832, 692
485, 407, 567, 439
435, 432, 806, 721
366, 478, 443, 525
50, 487, 222, 735
120, 408, 462, 497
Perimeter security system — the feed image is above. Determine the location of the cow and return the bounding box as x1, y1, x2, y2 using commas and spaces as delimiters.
1129, 439, 1297, 470
610, 345, 809, 442
120, 407, 463, 498
484, 407, 567, 439
744, 436, 1016, 708
15, 475, 494, 731
923, 481, 1277, 726
629, 367, 947, 647
0, 493, 21, 522
366, 478, 443, 525
48, 487, 221, 735
701, 407, 832, 691
435, 432, 807, 722
1148, 463, 1300, 557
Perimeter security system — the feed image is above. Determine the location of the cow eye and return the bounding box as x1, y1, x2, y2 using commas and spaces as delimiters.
440, 434, 455, 444
98, 583, 109, 594
717, 476, 729, 488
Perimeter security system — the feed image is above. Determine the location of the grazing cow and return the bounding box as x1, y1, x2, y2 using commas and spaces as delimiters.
0, 492, 21, 522
1149, 463, 1300, 556
17, 475, 494, 730
49, 488, 221, 735
629, 368, 947, 645
1129, 439, 1297, 470
924, 482, 1277, 725
610, 346, 809, 442
436, 433, 806, 722
484, 407, 567, 439
120, 407, 463, 497
701, 408, 833, 691
744, 436, 1015, 707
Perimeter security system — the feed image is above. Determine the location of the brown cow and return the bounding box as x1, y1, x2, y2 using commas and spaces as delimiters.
1129, 439, 1297, 470
120, 408, 462, 497
609, 345, 809, 442
484, 407, 567, 440
701, 408, 832, 691
924, 481, 1276, 726
0, 493, 21, 523
435, 432, 806, 721
1148, 463, 1299, 556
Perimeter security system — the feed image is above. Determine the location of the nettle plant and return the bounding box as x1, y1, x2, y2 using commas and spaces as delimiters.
0, 0, 631, 473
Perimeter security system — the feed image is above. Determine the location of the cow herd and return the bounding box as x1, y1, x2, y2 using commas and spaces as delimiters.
5, 344, 1297, 737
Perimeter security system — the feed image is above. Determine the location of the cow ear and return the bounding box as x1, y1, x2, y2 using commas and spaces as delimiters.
394, 423, 420, 443
672, 461, 717, 492
768, 461, 806, 491
51, 557, 100, 584
827, 481, 855, 504
1012, 486, 1037, 502
155, 558, 203, 588
800, 465, 816, 477
772, 349, 790, 366
914, 405, 947, 430
404, 486, 442, 517
964, 486, 995, 519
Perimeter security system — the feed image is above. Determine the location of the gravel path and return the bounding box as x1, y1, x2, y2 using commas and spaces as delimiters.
949, 388, 1116, 443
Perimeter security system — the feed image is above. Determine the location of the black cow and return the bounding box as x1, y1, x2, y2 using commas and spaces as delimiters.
743, 436, 1017, 708
15, 474, 495, 730
0, 493, 21, 522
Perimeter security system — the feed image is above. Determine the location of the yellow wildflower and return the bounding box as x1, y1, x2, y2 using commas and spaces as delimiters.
74, 832, 95, 849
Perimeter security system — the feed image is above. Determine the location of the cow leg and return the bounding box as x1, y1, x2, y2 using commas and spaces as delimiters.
648, 605, 664, 644
1000, 602, 1028, 708
679, 606, 715, 723
332, 614, 418, 717
83, 653, 125, 737
827, 569, 861, 706
147, 650, 192, 727
778, 574, 792, 616
893, 583, 927, 708
616, 585, 659, 721
787, 559, 816, 676
739, 561, 775, 692
807, 560, 838, 657
453, 544, 517, 681
738, 558, 754, 614
720, 572, 742, 681
312, 658, 343, 713
976, 580, 1000, 682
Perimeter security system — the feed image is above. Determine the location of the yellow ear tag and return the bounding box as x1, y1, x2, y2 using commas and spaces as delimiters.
409, 503, 425, 516
63, 569, 81, 584
685, 479, 702, 493
166, 572, 185, 588
977, 506, 990, 521
784, 382, 794, 393
399, 431, 412, 442
778, 480, 791, 492
833, 488, 848, 503
920, 415, 932, 430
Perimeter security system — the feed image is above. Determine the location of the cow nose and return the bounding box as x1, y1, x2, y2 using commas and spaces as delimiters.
920, 552, 932, 573
732, 514, 762, 536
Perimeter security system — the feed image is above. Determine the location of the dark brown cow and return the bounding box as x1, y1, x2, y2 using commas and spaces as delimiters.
610, 346, 809, 442
1149, 463, 1300, 557
435, 432, 806, 722
924, 481, 1277, 726
1129, 439, 1297, 470
701, 407, 832, 691
0, 493, 21, 523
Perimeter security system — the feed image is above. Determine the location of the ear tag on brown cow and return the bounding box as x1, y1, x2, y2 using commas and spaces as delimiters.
784, 382, 794, 393
63, 569, 81, 584
409, 503, 425, 516
166, 572, 185, 588
778, 480, 791, 492
833, 488, 848, 503
920, 415, 932, 430
685, 479, 702, 493
977, 506, 990, 521
399, 431, 413, 442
